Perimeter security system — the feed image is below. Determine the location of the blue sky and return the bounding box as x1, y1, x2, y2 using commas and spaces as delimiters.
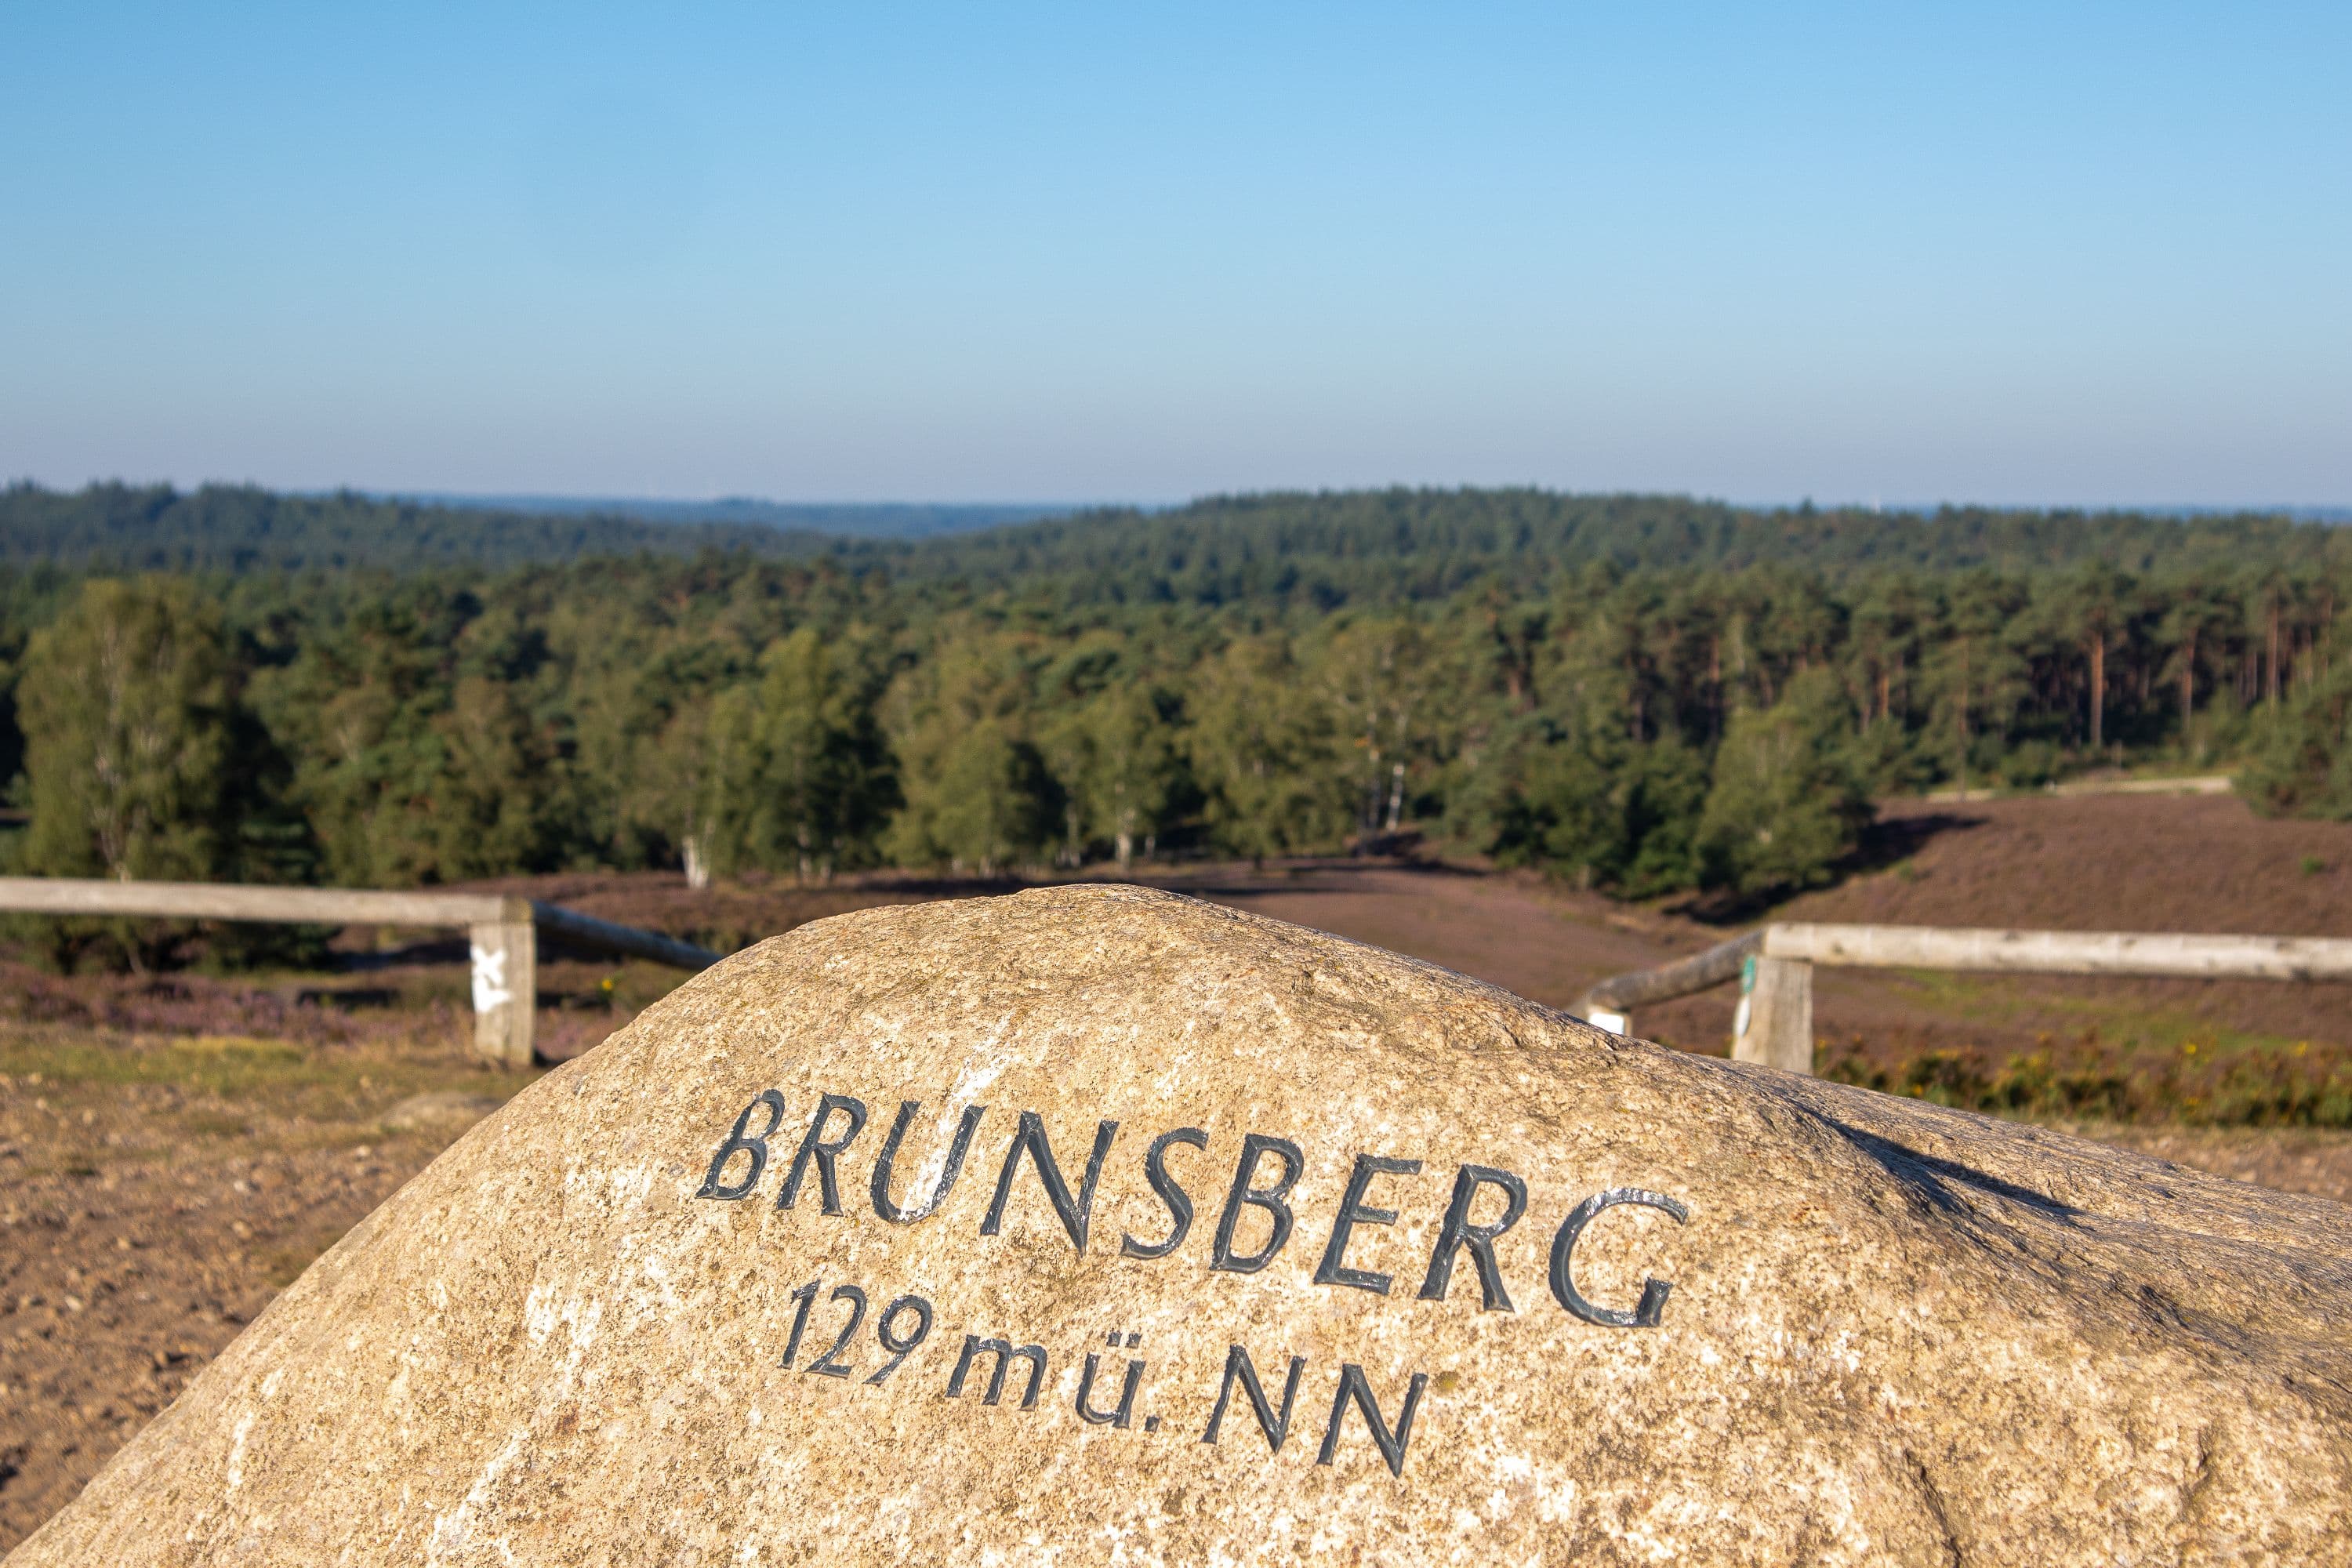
3, 2, 2345, 506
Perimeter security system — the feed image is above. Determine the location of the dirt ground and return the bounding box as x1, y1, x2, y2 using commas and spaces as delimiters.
6, 791, 2352, 1548
0, 1028, 523, 1547
1792, 790, 2352, 938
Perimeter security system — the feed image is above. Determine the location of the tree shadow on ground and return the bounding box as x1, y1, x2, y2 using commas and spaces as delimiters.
1131, 850, 1483, 903
1671, 809, 1990, 927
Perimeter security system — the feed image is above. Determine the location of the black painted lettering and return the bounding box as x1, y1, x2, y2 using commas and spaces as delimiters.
778, 1093, 869, 1215
1210, 1133, 1304, 1274
696, 1090, 786, 1200
980, 1110, 1119, 1252
865, 1294, 935, 1385
1548, 1186, 1691, 1327
870, 1100, 987, 1223
805, 1284, 868, 1378
1417, 1163, 1529, 1312
1200, 1343, 1306, 1454
947, 1335, 1048, 1410
1120, 1127, 1207, 1260
1076, 1344, 1145, 1428
1313, 1152, 1422, 1294
1316, 1363, 1428, 1478
779, 1278, 820, 1369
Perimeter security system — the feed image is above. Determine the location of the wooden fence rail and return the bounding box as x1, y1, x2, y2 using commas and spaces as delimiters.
1578, 922, 2352, 1076
0, 876, 725, 1069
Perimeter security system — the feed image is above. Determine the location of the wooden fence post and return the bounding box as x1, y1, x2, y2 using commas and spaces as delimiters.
1733, 953, 1813, 1074
469, 904, 535, 1070
0, 879, 717, 1074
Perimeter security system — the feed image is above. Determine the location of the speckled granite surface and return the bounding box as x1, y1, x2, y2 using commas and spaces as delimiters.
15, 887, 2351, 1564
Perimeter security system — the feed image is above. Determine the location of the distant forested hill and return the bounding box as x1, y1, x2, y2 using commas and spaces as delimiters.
0, 482, 829, 572
882, 489, 2349, 605
389, 494, 1083, 540
5, 481, 2341, 593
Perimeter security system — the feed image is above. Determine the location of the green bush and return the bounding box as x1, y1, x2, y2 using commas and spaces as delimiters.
2239, 660, 2352, 820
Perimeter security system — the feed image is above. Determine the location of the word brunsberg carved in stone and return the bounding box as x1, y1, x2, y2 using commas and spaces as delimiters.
695, 1087, 1694, 1476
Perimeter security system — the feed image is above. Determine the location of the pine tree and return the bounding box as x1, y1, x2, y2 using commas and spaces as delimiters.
1696, 670, 1871, 896
16, 577, 233, 881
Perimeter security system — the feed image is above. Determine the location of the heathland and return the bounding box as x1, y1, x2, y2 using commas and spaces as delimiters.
5, 789, 2352, 1546
25, 886, 2350, 1563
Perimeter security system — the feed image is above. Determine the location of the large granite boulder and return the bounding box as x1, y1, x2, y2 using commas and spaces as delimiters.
13, 887, 2350, 1564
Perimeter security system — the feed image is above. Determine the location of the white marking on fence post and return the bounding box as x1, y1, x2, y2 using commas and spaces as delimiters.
469, 943, 510, 1012
0, 877, 716, 1073
468, 916, 535, 1070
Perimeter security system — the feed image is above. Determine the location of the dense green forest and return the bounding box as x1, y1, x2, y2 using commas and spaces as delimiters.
6, 485, 2352, 940
0, 482, 822, 572
11, 481, 2350, 582
396, 494, 1079, 540
0, 485, 1092, 572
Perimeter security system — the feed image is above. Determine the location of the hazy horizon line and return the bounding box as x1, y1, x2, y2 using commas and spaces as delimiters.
12, 477, 2350, 521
